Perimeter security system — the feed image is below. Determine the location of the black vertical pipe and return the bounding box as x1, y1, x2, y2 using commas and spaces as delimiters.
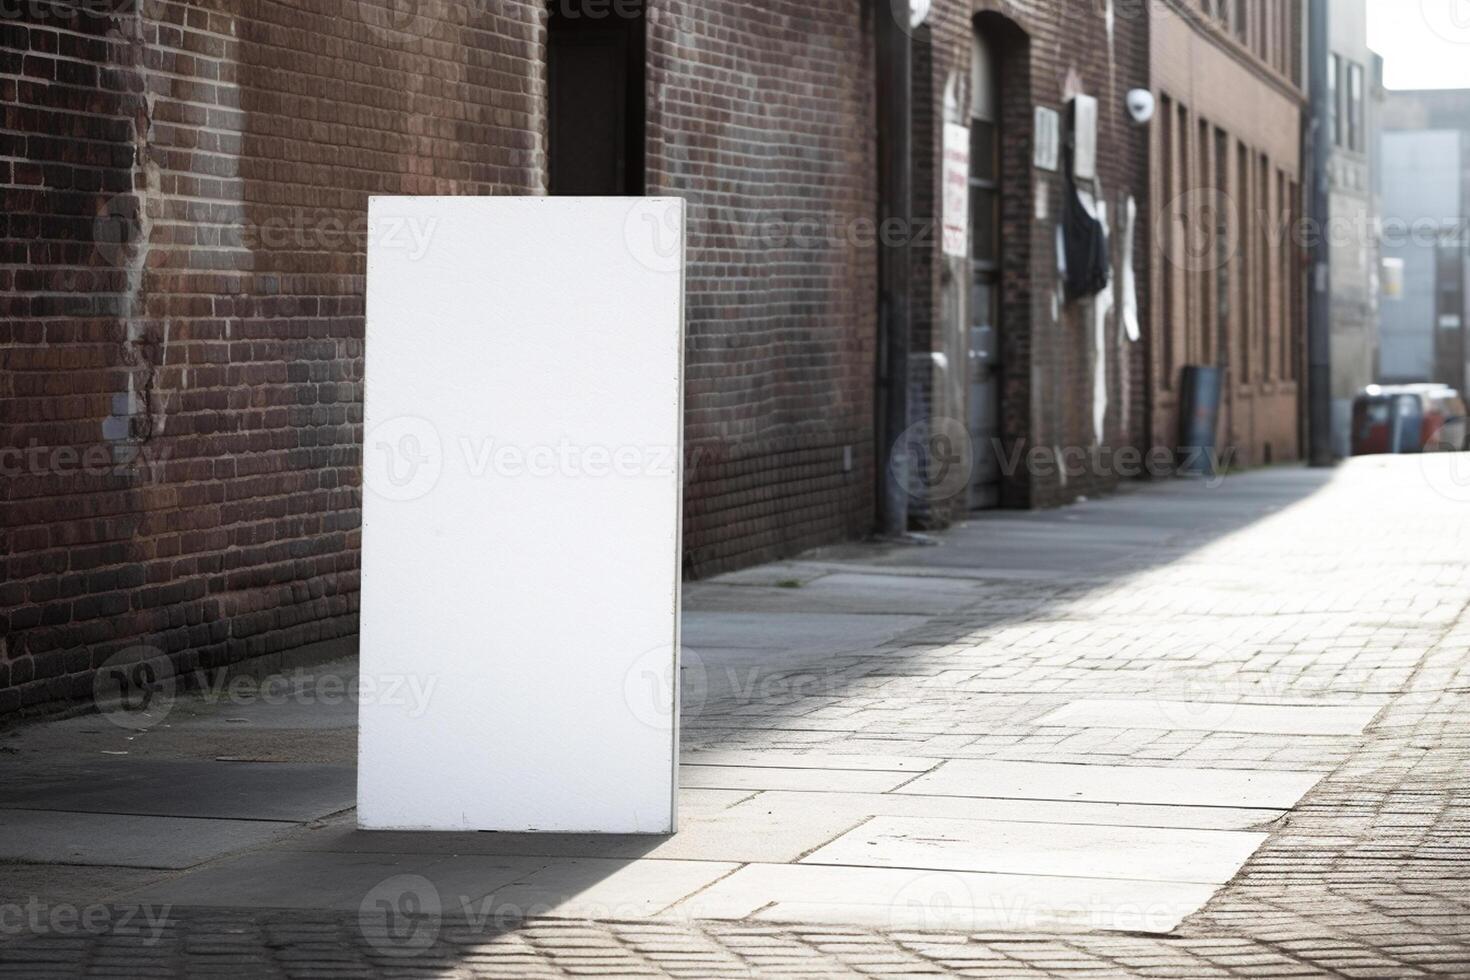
1306, 0, 1333, 466
875, 0, 913, 534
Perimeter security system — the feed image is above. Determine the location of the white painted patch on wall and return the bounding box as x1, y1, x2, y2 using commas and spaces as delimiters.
1120, 196, 1140, 342
1033, 107, 1060, 172
1091, 193, 1114, 447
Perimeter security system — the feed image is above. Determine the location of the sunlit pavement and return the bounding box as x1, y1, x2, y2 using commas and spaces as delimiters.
3, 456, 1469, 977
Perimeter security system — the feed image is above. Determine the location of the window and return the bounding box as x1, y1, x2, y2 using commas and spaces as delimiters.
1348, 62, 1364, 152
1290, 179, 1302, 381
1237, 142, 1251, 382
1259, 153, 1271, 380
1327, 55, 1341, 147
1199, 117, 1213, 364
1215, 128, 1230, 369
1438, 242, 1464, 310
1261, 0, 1273, 69
1278, 168, 1289, 379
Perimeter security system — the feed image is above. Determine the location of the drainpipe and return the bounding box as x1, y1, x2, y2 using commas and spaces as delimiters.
875, 0, 914, 534
1306, 0, 1333, 466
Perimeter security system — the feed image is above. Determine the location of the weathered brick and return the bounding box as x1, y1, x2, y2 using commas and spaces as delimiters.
2, 0, 880, 711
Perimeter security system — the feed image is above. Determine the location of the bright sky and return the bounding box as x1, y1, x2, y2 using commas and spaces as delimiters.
1367, 0, 1470, 90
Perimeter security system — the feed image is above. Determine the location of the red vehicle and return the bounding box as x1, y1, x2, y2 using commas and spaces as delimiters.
1351, 384, 1469, 456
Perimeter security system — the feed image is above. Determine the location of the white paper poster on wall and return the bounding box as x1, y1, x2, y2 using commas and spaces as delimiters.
942, 122, 970, 258
1033, 107, 1060, 173
359, 196, 685, 833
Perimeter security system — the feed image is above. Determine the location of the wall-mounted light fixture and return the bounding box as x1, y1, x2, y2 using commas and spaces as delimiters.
1126, 88, 1156, 125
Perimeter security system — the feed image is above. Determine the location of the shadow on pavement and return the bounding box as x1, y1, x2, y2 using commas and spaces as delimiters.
0, 465, 1341, 959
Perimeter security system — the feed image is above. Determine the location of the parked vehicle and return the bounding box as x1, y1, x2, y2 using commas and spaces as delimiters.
1351, 384, 1469, 455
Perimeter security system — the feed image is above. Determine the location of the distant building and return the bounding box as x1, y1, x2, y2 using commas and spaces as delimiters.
1148, 0, 1307, 467
1324, 2, 1382, 458
1380, 90, 1470, 397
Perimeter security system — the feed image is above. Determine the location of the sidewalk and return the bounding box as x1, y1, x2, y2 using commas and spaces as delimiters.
2, 457, 1469, 977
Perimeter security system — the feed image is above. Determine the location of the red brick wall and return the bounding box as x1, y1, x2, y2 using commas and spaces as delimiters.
2, 0, 878, 712
2, 0, 545, 715
651, 0, 878, 576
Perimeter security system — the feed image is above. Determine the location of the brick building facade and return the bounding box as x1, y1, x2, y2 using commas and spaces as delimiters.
1, 0, 877, 714
909, 0, 1152, 523
6, 0, 1246, 715
1149, 0, 1307, 468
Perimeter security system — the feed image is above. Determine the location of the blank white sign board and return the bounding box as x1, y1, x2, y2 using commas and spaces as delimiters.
359, 197, 684, 832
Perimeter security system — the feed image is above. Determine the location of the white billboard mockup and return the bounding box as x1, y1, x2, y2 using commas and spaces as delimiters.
359, 197, 684, 833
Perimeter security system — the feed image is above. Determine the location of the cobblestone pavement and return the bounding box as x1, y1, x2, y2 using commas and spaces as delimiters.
3, 458, 1470, 977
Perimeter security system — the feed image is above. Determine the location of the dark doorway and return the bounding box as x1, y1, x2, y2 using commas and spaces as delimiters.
967, 28, 1002, 510
547, 0, 646, 196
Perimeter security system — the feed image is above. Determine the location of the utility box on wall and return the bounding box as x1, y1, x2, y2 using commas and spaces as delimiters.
359, 197, 685, 833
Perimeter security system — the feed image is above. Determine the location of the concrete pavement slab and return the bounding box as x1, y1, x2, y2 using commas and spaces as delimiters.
0, 864, 171, 904
678, 788, 761, 815
117, 850, 548, 911
678, 765, 913, 793
680, 750, 941, 773
470, 858, 740, 920
682, 612, 929, 652
745, 791, 1284, 832
0, 811, 298, 869
5, 461, 1468, 969
165, 691, 358, 731
800, 816, 1266, 884
692, 562, 832, 588
1035, 699, 1383, 735
896, 760, 1322, 809
686, 573, 989, 616
0, 760, 354, 822
281, 796, 859, 865
665, 863, 1217, 934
